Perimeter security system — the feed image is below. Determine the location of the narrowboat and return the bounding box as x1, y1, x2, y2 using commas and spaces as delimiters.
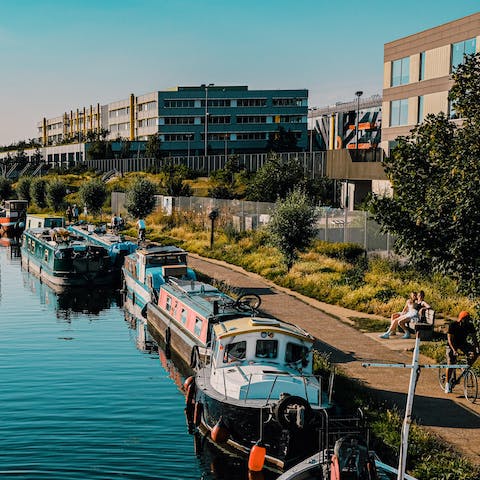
146, 277, 261, 366
186, 316, 334, 470
21, 221, 114, 288
122, 245, 196, 309
68, 223, 137, 271
0, 200, 28, 246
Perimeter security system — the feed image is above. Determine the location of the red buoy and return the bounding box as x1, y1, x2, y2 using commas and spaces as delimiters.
211, 417, 229, 444
248, 442, 266, 472
330, 454, 340, 480
183, 376, 194, 392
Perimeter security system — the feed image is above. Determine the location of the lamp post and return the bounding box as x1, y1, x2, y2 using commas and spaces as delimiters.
355, 90, 363, 161
186, 134, 193, 162
224, 133, 228, 158
203, 83, 214, 156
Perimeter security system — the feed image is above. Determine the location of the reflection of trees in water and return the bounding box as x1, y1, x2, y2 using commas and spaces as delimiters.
56, 288, 119, 315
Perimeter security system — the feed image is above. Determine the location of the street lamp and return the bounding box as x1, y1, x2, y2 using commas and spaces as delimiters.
355, 90, 363, 162
186, 134, 193, 162
224, 133, 228, 158
203, 83, 214, 156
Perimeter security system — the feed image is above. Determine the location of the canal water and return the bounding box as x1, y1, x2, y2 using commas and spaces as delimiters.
0, 248, 269, 480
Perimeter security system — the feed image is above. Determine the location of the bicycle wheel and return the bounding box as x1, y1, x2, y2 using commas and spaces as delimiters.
438, 366, 448, 390
235, 293, 261, 311
463, 369, 478, 403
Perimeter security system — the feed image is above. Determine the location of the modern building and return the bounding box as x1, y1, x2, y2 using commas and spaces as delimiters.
381, 12, 480, 153
36, 85, 309, 155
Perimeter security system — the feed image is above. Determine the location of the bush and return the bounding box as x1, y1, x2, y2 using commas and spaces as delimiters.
79, 179, 107, 215
46, 179, 67, 212
30, 178, 47, 208
125, 177, 157, 219
0, 177, 14, 201
16, 177, 32, 202
313, 240, 365, 262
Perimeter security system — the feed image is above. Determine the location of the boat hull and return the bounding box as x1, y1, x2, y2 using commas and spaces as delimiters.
122, 269, 151, 308
192, 372, 324, 470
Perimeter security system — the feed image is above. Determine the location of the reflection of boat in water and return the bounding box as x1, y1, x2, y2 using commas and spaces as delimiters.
187, 315, 334, 471
21, 215, 114, 288
122, 245, 196, 309
21, 266, 118, 316
0, 200, 28, 246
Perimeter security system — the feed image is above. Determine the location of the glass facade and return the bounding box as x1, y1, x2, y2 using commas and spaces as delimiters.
391, 57, 410, 86
390, 99, 409, 126
451, 38, 476, 71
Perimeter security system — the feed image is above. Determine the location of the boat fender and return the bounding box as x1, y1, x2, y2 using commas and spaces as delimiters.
273, 394, 312, 430
183, 376, 194, 392
165, 326, 171, 345
211, 417, 229, 444
190, 345, 200, 369
248, 441, 266, 472
185, 382, 196, 406
193, 401, 203, 426
330, 454, 340, 480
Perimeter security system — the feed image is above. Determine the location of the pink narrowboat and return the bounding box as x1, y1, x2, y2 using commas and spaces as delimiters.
146, 277, 261, 367
0, 200, 28, 246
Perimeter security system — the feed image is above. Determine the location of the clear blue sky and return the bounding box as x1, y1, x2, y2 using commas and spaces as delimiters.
0, 0, 478, 145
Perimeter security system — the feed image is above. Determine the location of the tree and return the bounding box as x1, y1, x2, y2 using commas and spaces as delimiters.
46, 179, 67, 212
125, 177, 157, 219
30, 178, 48, 208
0, 177, 13, 201
79, 179, 107, 215
266, 126, 299, 152
145, 134, 162, 160
159, 162, 192, 196
16, 176, 32, 202
268, 188, 318, 270
370, 53, 480, 294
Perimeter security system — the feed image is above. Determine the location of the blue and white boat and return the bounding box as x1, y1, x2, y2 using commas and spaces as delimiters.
122, 245, 196, 309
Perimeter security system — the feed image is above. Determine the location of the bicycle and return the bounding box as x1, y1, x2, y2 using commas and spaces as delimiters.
218, 293, 262, 313
438, 355, 479, 403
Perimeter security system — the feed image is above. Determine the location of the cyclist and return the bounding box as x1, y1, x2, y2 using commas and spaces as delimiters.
136, 218, 146, 242
445, 311, 479, 393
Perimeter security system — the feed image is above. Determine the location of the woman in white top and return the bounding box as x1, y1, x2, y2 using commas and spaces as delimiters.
380, 291, 419, 339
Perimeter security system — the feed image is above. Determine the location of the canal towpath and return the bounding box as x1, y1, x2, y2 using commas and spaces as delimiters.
187, 252, 480, 465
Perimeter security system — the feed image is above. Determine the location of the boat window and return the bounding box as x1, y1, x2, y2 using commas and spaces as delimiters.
223, 341, 247, 363
173, 301, 178, 317
166, 296, 172, 311
286, 342, 310, 365
180, 309, 187, 324
255, 340, 278, 359
194, 317, 203, 336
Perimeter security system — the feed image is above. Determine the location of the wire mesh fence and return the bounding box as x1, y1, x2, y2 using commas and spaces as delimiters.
112, 192, 392, 253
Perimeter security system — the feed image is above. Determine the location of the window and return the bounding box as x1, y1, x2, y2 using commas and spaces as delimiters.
272, 98, 304, 106
285, 342, 309, 365
279, 115, 304, 123
194, 317, 203, 336
201, 115, 230, 124
237, 98, 267, 107
166, 296, 172, 311
451, 38, 476, 71
417, 96, 424, 124
223, 341, 247, 363
163, 116, 195, 125
201, 99, 231, 107
164, 99, 195, 108
235, 132, 267, 141
255, 340, 278, 359
419, 52, 425, 81
164, 133, 194, 142
391, 57, 410, 86
181, 309, 187, 324
390, 99, 409, 126
138, 101, 156, 112
237, 116, 267, 124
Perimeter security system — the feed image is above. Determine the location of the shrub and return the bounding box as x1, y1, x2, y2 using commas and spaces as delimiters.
0, 177, 14, 201
313, 240, 365, 262
46, 179, 67, 212
16, 177, 31, 202
125, 177, 157, 219
30, 178, 47, 208
79, 179, 107, 215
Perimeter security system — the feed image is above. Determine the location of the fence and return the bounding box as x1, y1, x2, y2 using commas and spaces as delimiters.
112, 192, 392, 253
86, 151, 326, 176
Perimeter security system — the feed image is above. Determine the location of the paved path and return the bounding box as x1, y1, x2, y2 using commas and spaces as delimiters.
188, 253, 480, 465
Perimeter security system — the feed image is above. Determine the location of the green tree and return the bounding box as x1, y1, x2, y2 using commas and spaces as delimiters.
268, 188, 318, 270
370, 53, 480, 294
159, 162, 192, 196
0, 177, 14, 201
16, 176, 32, 202
30, 178, 48, 208
145, 134, 162, 160
79, 179, 107, 215
266, 126, 299, 152
46, 179, 67, 212
125, 177, 157, 219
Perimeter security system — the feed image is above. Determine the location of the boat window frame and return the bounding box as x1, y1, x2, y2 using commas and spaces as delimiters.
223, 340, 247, 363
255, 339, 278, 359
285, 341, 310, 365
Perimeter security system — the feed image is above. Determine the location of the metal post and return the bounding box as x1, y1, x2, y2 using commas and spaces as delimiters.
355, 90, 363, 162
204, 83, 214, 156
224, 134, 228, 158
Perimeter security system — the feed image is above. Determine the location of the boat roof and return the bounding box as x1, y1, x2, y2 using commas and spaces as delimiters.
213, 317, 314, 342
137, 245, 187, 256
161, 279, 241, 319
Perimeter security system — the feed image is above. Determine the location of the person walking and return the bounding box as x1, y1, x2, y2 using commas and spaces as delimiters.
72, 204, 79, 223
66, 205, 73, 224
136, 218, 146, 243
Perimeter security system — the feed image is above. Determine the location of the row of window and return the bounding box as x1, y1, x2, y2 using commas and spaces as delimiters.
109, 107, 130, 118
161, 131, 304, 142
163, 98, 306, 108
109, 123, 130, 132
138, 118, 157, 128
391, 37, 476, 87
137, 101, 157, 112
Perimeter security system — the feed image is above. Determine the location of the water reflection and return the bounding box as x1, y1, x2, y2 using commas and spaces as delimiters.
21, 266, 120, 319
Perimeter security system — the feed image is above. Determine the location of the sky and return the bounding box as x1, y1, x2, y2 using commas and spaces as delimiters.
0, 0, 478, 145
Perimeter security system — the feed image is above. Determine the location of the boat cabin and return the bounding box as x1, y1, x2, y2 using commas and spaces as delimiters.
0, 200, 28, 220
208, 317, 321, 403
26, 214, 64, 229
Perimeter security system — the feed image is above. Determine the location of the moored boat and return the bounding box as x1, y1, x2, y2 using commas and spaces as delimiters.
146, 277, 262, 367
122, 245, 196, 309
186, 315, 334, 470
0, 200, 28, 246
21, 220, 114, 288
